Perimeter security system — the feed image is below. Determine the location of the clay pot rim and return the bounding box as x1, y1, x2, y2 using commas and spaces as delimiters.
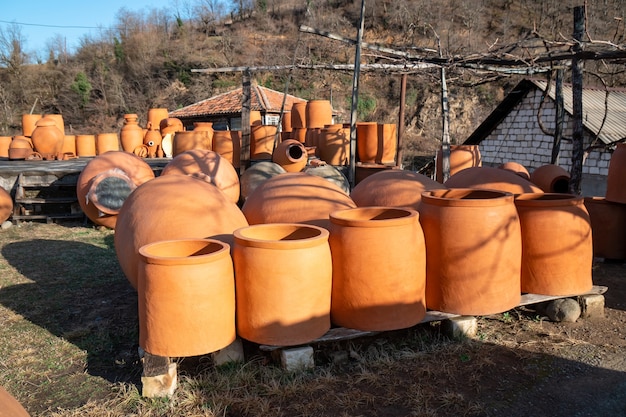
234, 223, 329, 249
514, 192, 583, 207
87, 169, 135, 215
330, 207, 418, 227
422, 188, 514, 206
275, 139, 307, 163
139, 238, 231, 266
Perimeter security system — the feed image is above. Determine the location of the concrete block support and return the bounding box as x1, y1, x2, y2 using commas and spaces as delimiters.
442, 316, 478, 339
578, 294, 605, 319
274, 346, 315, 371
213, 338, 245, 366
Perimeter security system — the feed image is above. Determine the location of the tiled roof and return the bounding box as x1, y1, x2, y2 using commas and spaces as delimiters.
169, 84, 307, 118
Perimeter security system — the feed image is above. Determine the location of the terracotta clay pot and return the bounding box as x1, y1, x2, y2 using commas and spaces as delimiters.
272, 139, 308, 173
120, 114, 144, 153
420, 189, 522, 315
138, 238, 235, 357
75, 134, 97, 157
22, 114, 42, 137
291, 102, 307, 129
498, 161, 530, 180
584, 196, 626, 260
356, 122, 378, 163
45, 114, 65, 136
377, 123, 397, 164
212, 130, 237, 166
240, 161, 286, 200
281, 112, 293, 134
329, 207, 426, 331
96, 133, 120, 155
249, 110, 262, 126
147, 108, 169, 132
0, 385, 29, 417
61, 135, 76, 157
31, 116, 64, 159
172, 130, 211, 157
250, 124, 278, 160
8, 136, 34, 160
514, 193, 593, 296
77, 151, 155, 229
159, 118, 184, 136
606, 143, 626, 204
242, 172, 356, 229
0, 136, 12, 158
0, 187, 13, 223
143, 127, 163, 158
305, 99, 333, 129
318, 125, 350, 165
350, 170, 447, 211
233, 223, 332, 345
530, 164, 570, 193
161, 149, 240, 204
435, 145, 482, 182
114, 174, 248, 289
444, 166, 543, 195
291, 127, 307, 144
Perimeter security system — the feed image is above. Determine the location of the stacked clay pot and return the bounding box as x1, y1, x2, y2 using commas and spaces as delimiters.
77, 151, 155, 229
138, 238, 235, 357
250, 124, 278, 160
435, 145, 482, 182
271, 139, 308, 173
305, 99, 332, 129
159, 118, 184, 136
377, 123, 397, 164
147, 108, 169, 132
514, 193, 592, 295
114, 174, 249, 290
212, 130, 240, 167
233, 223, 332, 345
530, 164, 570, 193
30, 116, 64, 159
329, 207, 426, 331
291, 102, 307, 129
61, 135, 76, 157
420, 189, 522, 315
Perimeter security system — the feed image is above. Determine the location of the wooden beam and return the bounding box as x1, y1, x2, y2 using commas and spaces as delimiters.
347, 0, 366, 189
570, 6, 585, 195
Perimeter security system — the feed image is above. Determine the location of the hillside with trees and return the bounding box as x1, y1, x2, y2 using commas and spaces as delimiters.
0, 0, 624, 167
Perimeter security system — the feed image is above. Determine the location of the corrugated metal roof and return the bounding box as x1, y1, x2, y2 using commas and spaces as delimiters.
168, 84, 307, 118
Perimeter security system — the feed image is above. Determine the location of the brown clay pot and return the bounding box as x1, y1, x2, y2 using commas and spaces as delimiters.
530, 164, 571, 193
281, 112, 293, 134
356, 122, 378, 163
159, 118, 184, 136
172, 130, 211, 157
0, 136, 12, 158
584, 196, 626, 260
498, 161, 530, 180
606, 143, 626, 204
249, 110, 262, 126
61, 135, 76, 157
329, 207, 426, 331
31, 116, 64, 159
291, 127, 307, 144
271, 139, 308, 173
420, 189, 522, 315
305, 99, 333, 128
138, 238, 235, 357
233, 223, 332, 346
77, 151, 155, 229
212, 130, 237, 166
444, 166, 543, 195
96, 133, 120, 155
291, 102, 307, 128
147, 108, 169, 132
250, 124, 278, 160
350, 170, 447, 211
45, 114, 65, 136
304, 128, 320, 151
161, 149, 240, 204
143, 127, 163, 158
120, 114, 144, 153
8, 136, 34, 160
22, 114, 42, 137
377, 123, 397, 164
514, 193, 593, 296
318, 125, 350, 165
0, 385, 29, 417
435, 145, 482, 182
75, 134, 96, 157
0, 187, 13, 223
114, 174, 249, 289
242, 172, 356, 229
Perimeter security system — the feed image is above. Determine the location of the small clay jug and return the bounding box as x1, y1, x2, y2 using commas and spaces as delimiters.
120, 114, 144, 153
271, 139, 308, 173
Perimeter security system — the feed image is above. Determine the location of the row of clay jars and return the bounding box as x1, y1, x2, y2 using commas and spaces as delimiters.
356, 122, 398, 165
289, 100, 333, 129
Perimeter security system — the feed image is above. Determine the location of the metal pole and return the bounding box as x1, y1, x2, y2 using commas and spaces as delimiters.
348, 0, 366, 189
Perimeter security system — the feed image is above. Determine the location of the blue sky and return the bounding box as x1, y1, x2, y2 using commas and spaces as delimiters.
0, 0, 200, 57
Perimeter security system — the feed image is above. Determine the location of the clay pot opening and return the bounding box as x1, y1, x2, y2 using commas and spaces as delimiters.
427, 188, 511, 200
287, 143, 304, 160
235, 223, 327, 245
87, 170, 136, 215
515, 193, 580, 204
139, 239, 229, 265
331, 207, 415, 225
552, 178, 570, 193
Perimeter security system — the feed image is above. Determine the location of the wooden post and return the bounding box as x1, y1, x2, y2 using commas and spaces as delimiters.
551, 68, 564, 165
570, 6, 585, 195
348, 0, 366, 189
240, 69, 252, 174
438, 34, 451, 182
397, 73, 407, 168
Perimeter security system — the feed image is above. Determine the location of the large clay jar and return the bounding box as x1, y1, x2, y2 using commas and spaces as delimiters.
114, 175, 248, 290
46, 114, 65, 136
0, 187, 13, 223
22, 114, 42, 137
305, 99, 332, 129
281, 112, 293, 136
96, 133, 120, 155
291, 102, 307, 129
606, 143, 626, 204
61, 135, 76, 157
172, 130, 211, 157
8, 136, 34, 160
530, 164, 570, 193
212, 130, 237, 166
272, 139, 307, 173
356, 122, 378, 163
138, 238, 235, 357
242, 172, 356, 229
193, 121, 214, 137
240, 161, 286, 200
377, 123, 397, 164
498, 161, 530, 181
329, 207, 426, 331
444, 166, 543, 195
291, 127, 307, 144
75, 134, 96, 157
318, 125, 349, 165
250, 124, 278, 160
159, 117, 184, 136
0, 136, 12, 158
161, 149, 240, 204
420, 189, 522, 315
249, 110, 262, 126
77, 151, 155, 229
120, 114, 144, 153
233, 223, 332, 346
584, 196, 626, 260
350, 170, 447, 211
514, 193, 592, 296
147, 108, 169, 132
435, 145, 482, 182
30, 116, 64, 159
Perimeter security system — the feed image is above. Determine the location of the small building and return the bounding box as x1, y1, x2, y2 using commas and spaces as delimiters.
168, 84, 307, 131
464, 79, 626, 196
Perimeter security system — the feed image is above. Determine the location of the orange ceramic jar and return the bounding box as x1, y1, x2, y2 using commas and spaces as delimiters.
318, 125, 350, 166
377, 123, 397, 164
0, 136, 12, 158
271, 139, 308, 173
250, 124, 278, 160
498, 161, 530, 181
21, 114, 42, 137
138, 238, 235, 357
0, 186, 13, 223
435, 145, 482, 182
31, 116, 64, 159
530, 164, 570, 193
420, 189, 522, 315
329, 207, 426, 331
356, 122, 378, 163
233, 223, 332, 346
120, 114, 144, 153
606, 143, 626, 204
584, 196, 626, 260
96, 133, 120, 155
514, 193, 593, 295
172, 130, 211, 157
444, 166, 543, 195
290, 102, 307, 128
305, 99, 333, 129
147, 108, 169, 132
8, 136, 34, 160
75, 134, 97, 157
